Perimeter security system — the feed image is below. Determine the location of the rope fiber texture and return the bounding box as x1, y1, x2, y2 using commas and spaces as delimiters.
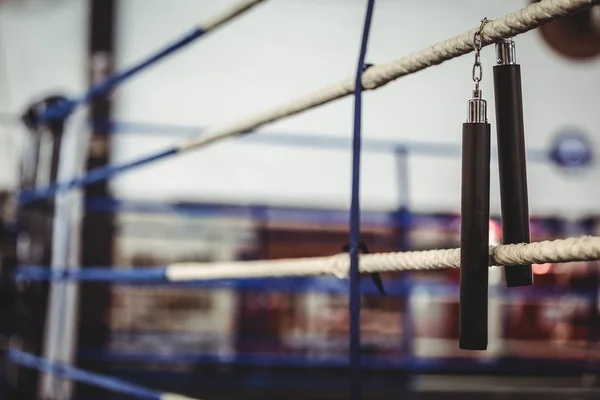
16, 236, 600, 283
18, 0, 599, 204
165, 236, 600, 281
179, 0, 600, 152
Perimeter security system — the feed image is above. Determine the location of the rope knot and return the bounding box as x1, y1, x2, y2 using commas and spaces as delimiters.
329, 254, 351, 279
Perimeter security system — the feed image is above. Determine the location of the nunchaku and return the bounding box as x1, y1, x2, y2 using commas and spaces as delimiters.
493, 38, 533, 288
459, 19, 532, 351
459, 19, 491, 351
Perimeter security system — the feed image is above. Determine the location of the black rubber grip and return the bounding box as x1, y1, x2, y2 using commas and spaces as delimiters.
459, 122, 490, 351
493, 64, 533, 287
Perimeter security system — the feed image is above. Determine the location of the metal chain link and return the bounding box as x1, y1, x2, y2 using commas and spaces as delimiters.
472, 18, 488, 90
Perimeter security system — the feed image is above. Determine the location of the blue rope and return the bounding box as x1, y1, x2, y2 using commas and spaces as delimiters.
14, 266, 598, 301
348, 1, 375, 399
16, 121, 550, 205
40, 28, 205, 123
18, 147, 178, 205
91, 118, 553, 161
8, 349, 165, 399
15, 265, 169, 283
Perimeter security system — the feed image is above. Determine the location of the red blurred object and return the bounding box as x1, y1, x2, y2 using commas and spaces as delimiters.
532, 263, 553, 275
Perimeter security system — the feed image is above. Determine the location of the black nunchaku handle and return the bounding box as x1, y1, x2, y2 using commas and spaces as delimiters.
459, 122, 490, 351
493, 64, 533, 287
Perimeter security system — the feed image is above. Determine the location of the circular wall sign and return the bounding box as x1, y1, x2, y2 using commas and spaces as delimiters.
549, 129, 594, 169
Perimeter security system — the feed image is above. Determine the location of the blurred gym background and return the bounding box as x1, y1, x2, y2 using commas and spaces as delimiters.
1, 0, 600, 399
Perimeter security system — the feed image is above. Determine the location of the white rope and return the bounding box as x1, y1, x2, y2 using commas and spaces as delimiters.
161, 393, 202, 400
165, 235, 600, 282
178, 0, 600, 152
203, 0, 267, 31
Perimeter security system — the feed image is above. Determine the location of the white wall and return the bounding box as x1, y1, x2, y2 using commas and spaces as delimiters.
2, 0, 600, 216
0, 0, 88, 188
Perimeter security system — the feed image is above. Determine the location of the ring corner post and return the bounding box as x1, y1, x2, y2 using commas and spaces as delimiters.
76, 0, 117, 397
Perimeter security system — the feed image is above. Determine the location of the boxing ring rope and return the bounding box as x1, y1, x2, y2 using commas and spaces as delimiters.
8, 0, 600, 398
18, 0, 600, 204
8, 349, 199, 400
9, 1, 266, 398
177, 0, 600, 151
16, 236, 600, 283
39, 0, 267, 123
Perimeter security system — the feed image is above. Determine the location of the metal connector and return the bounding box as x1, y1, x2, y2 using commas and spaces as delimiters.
467, 89, 487, 123
496, 38, 517, 65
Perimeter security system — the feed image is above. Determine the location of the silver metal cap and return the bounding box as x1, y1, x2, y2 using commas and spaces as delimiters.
467, 89, 487, 123
496, 38, 516, 65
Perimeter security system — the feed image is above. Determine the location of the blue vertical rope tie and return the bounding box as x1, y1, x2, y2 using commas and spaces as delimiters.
40, 28, 206, 123
349, 1, 376, 400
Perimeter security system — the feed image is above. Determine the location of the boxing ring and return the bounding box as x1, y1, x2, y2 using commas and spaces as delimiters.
3, 0, 600, 399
